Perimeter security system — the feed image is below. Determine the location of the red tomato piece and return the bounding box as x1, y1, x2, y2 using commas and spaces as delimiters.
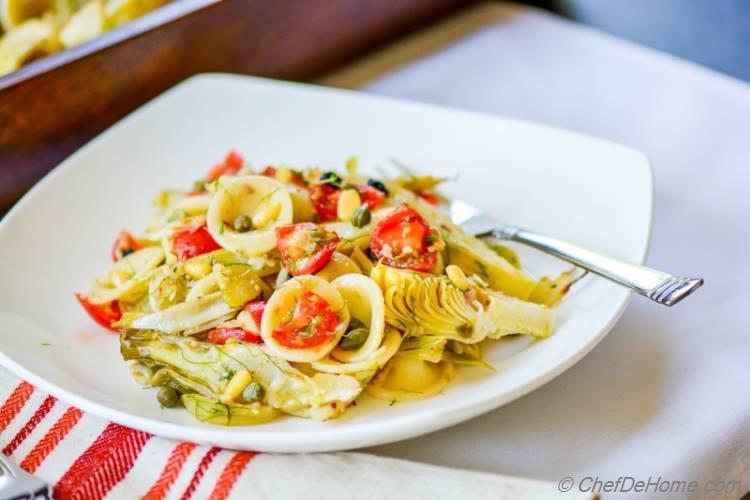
261, 166, 306, 186
357, 184, 386, 210
416, 190, 441, 205
207, 150, 244, 180
207, 327, 262, 345
272, 290, 338, 348
276, 223, 339, 276
243, 300, 267, 329
308, 184, 341, 222
370, 205, 439, 272
75, 293, 121, 331
111, 231, 143, 262
261, 166, 277, 178
172, 225, 221, 261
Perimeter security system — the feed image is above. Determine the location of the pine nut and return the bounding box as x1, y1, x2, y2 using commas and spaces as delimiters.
221, 370, 253, 403
252, 201, 281, 229
446, 264, 469, 290
275, 167, 293, 184
337, 189, 361, 221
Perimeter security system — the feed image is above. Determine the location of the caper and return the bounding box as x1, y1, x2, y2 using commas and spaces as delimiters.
348, 318, 366, 330
367, 178, 389, 196
319, 171, 343, 187
157, 386, 179, 408
233, 214, 253, 232
193, 179, 206, 192
242, 382, 265, 402
351, 205, 371, 228
340, 328, 368, 350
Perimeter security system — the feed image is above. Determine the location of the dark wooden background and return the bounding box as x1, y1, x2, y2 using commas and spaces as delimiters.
0, 0, 474, 214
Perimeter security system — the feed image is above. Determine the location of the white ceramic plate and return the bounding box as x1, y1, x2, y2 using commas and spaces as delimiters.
0, 74, 652, 452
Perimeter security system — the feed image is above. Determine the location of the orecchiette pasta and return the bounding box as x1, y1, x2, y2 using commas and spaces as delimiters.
260, 275, 350, 362
314, 252, 361, 282
87, 246, 164, 304
206, 175, 293, 256
329, 274, 385, 363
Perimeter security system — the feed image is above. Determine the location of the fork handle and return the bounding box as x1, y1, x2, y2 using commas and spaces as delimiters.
491, 226, 703, 306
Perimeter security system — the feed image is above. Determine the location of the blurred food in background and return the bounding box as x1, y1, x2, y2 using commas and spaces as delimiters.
0, 0, 166, 75
0, 0, 470, 216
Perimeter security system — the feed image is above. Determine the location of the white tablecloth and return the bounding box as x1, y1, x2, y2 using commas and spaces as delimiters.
360, 7, 750, 498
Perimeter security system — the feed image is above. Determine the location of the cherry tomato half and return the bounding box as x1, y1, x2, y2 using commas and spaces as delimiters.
172, 225, 221, 261
75, 293, 121, 331
308, 183, 341, 222
243, 300, 267, 329
111, 231, 143, 262
207, 150, 244, 181
416, 190, 441, 205
272, 290, 338, 348
357, 184, 386, 210
261, 166, 276, 177
370, 205, 438, 272
276, 223, 339, 276
207, 327, 263, 345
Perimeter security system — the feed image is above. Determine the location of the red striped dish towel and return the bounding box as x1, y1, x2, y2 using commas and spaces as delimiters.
0, 368, 593, 500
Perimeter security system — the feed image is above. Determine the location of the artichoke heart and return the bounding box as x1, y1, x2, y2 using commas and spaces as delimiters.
527, 268, 583, 307
367, 356, 455, 402
398, 335, 447, 363
373, 263, 551, 342
373, 263, 486, 343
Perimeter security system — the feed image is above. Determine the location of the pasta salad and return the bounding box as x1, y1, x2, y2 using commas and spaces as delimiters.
77, 151, 579, 425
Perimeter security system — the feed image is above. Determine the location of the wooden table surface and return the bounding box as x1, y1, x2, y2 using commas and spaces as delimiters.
0, 0, 475, 215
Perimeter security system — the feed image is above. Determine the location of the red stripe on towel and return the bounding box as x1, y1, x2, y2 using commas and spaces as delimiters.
0, 381, 34, 433
20, 406, 83, 473
2, 395, 56, 456
209, 451, 258, 500
53, 423, 151, 499
143, 442, 198, 500
180, 446, 221, 500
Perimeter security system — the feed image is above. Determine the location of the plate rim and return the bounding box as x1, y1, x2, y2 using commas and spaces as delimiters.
0, 73, 653, 452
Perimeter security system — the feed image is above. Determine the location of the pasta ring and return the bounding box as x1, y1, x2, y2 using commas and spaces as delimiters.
329, 273, 385, 363
260, 275, 349, 362
206, 175, 293, 256
88, 246, 164, 304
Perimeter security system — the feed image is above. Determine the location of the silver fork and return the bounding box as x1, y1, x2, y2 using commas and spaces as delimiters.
0, 453, 51, 499
448, 200, 702, 306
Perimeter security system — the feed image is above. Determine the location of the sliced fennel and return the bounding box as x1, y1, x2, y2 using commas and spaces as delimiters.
182, 394, 279, 426
130, 292, 237, 334
121, 331, 362, 420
